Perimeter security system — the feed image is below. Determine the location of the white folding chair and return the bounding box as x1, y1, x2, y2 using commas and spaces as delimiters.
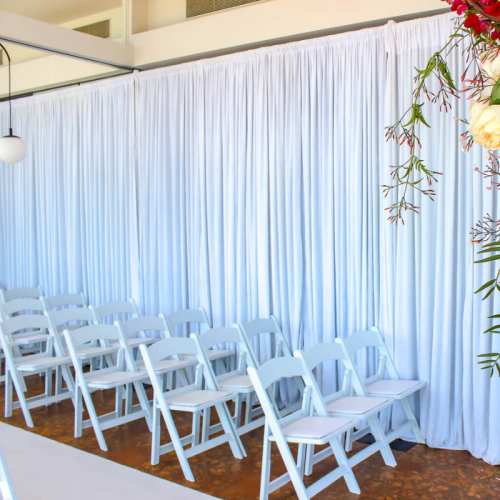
235, 315, 305, 416
49, 307, 108, 390
294, 342, 396, 475
116, 315, 194, 412
0, 299, 51, 378
0, 445, 17, 500
340, 327, 426, 449
90, 299, 155, 356
64, 324, 152, 451
0, 286, 44, 304
165, 307, 235, 371
0, 314, 74, 427
197, 327, 264, 440
248, 357, 360, 500
139, 335, 246, 482
43, 292, 87, 311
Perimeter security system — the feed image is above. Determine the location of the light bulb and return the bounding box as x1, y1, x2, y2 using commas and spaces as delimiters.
0, 135, 27, 164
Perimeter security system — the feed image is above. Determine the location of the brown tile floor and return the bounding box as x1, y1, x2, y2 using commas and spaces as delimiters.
2, 375, 499, 500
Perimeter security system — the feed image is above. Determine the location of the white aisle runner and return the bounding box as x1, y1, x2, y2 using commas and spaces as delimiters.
0, 423, 219, 500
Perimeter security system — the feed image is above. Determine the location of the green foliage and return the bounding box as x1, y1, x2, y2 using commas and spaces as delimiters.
474, 241, 500, 377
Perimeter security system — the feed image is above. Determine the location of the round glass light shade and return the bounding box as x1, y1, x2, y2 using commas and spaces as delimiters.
0, 135, 26, 164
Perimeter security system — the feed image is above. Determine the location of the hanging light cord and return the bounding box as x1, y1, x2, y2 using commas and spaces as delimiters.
0, 42, 12, 137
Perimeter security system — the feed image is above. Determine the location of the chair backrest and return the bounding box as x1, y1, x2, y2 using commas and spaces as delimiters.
295, 342, 369, 398
0, 298, 47, 320
50, 307, 96, 329
63, 324, 135, 375
64, 324, 122, 348
247, 357, 328, 426
139, 335, 215, 390
197, 326, 244, 351
115, 314, 170, 339
0, 286, 43, 303
234, 315, 293, 369
165, 307, 211, 336
341, 327, 399, 382
90, 299, 140, 324
0, 314, 51, 337
43, 292, 87, 311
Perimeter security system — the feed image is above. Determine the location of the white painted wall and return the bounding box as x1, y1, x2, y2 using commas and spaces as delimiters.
133, 0, 444, 66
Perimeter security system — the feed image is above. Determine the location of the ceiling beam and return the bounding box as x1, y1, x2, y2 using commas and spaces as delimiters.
0, 9, 135, 70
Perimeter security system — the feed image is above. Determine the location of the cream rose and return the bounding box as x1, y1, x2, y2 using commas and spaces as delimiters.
469, 99, 488, 120
469, 105, 500, 150
480, 51, 500, 82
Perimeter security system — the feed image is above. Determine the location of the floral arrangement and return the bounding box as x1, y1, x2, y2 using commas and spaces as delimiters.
385, 0, 500, 387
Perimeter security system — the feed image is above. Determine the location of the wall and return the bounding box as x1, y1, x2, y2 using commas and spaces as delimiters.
133, 0, 445, 67
1, 0, 445, 96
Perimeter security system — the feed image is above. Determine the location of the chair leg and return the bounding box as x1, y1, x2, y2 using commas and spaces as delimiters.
304, 444, 315, 476
400, 397, 425, 444
151, 404, 161, 466
115, 386, 123, 418
345, 427, 354, 452
74, 385, 83, 438
368, 415, 396, 467
79, 382, 108, 451
234, 393, 243, 427
273, 437, 309, 500
192, 411, 201, 447
4, 370, 12, 418
10, 371, 34, 428
201, 407, 211, 443
133, 381, 152, 432
244, 393, 252, 425
124, 384, 133, 415
55, 366, 62, 395
157, 401, 195, 482
329, 437, 360, 494
260, 424, 272, 500
214, 402, 246, 459
44, 368, 53, 405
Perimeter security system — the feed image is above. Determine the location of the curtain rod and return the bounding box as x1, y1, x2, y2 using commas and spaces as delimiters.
0, 7, 449, 102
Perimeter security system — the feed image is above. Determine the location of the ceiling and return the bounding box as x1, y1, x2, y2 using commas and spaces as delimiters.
0, 0, 122, 25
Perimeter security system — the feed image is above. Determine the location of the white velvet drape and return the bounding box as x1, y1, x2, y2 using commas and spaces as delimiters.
0, 13, 498, 463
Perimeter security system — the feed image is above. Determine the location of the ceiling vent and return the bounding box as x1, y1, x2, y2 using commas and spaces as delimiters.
187, 0, 261, 18
74, 19, 110, 39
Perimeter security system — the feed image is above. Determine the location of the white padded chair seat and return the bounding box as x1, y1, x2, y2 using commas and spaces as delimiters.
278, 417, 354, 444
326, 396, 389, 416
86, 371, 148, 389
219, 375, 253, 390
184, 349, 235, 361
166, 389, 233, 409
15, 355, 71, 372
110, 337, 158, 348
136, 358, 196, 374
366, 380, 425, 398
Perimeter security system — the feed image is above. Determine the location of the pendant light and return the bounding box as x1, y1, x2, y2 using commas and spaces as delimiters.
0, 43, 26, 164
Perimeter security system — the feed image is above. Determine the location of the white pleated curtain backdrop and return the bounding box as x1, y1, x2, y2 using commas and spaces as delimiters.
0, 76, 140, 309
135, 29, 385, 404
0, 13, 498, 464
381, 14, 500, 464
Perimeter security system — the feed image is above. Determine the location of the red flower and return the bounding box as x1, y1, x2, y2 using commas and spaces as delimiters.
492, 28, 500, 39
485, 2, 500, 16
451, 0, 468, 14
465, 13, 480, 28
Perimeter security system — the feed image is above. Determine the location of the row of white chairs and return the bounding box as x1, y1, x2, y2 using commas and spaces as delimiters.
0, 286, 426, 499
